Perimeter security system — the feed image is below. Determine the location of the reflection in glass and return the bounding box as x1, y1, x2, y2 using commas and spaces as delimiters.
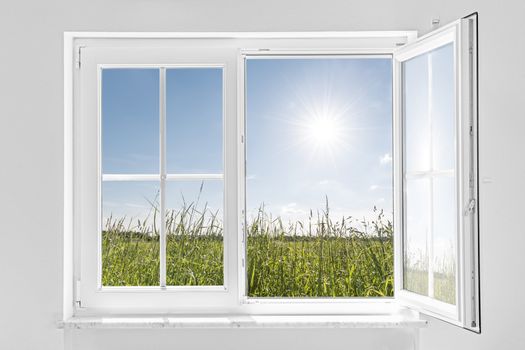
101, 181, 160, 286
404, 178, 430, 297
433, 176, 456, 304
404, 53, 430, 172
165, 180, 224, 286
403, 43, 457, 304
431, 44, 455, 170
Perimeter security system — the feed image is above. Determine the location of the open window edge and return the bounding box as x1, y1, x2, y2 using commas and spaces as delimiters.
392, 14, 480, 333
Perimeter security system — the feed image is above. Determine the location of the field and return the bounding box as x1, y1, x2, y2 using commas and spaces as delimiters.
246, 206, 393, 297
102, 198, 395, 297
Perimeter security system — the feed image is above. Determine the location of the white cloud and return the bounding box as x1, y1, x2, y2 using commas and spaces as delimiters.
247, 174, 257, 180
369, 185, 379, 191
280, 203, 308, 220
319, 179, 330, 185
125, 203, 148, 209
281, 202, 301, 214
380, 153, 392, 165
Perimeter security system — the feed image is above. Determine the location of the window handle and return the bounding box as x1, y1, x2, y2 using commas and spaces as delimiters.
465, 199, 476, 215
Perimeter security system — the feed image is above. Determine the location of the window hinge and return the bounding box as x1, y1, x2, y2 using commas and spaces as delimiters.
75, 280, 82, 308
75, 46, 84, 69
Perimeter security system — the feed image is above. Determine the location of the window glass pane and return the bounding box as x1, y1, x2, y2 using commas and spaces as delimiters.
431, 43, 455, 170
166, 68, 223, 173
102, 181, 160, 286
102, 69, 159, 173
245, 57, 393, 297
433, 176, 456, 304
402, 43, 457, 302
165, 180, 223, 286
404, 55, 430, 172
404, 178, 429, 297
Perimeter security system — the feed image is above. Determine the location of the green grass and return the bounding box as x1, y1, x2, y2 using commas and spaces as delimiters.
102, 198, 394, 297
246, 205, 393, 297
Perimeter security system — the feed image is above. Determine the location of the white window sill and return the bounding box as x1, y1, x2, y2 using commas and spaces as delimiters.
59, 314, 427, 330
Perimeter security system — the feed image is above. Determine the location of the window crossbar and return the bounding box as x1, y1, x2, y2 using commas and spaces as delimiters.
102, 174, 224, 181
404, 169, 454, 179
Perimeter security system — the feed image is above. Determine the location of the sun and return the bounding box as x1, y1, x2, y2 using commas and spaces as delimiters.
306, 114, 341, 146
303, 113, 344, 154
278, 84, 357, 163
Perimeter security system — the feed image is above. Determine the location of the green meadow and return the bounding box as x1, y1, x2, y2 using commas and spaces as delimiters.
102, 198, 395, 298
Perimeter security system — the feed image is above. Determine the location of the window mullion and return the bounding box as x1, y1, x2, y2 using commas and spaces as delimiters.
160, 67, 167, 288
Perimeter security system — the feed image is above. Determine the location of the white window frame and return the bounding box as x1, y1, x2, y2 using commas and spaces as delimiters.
75, 46, 238, 311
100, 66, 227, 295
64, 24, 478, 329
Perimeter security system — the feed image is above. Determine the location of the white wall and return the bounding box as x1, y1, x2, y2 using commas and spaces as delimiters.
65, 328, 418, 350
1, 0, 524, 349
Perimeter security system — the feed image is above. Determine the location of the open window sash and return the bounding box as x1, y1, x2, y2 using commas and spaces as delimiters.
393, 13, 480, 332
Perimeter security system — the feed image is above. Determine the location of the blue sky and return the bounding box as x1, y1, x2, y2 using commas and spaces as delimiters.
101, 58, 393, 226
246, 58, 392, 223
102, 68, 224, 225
